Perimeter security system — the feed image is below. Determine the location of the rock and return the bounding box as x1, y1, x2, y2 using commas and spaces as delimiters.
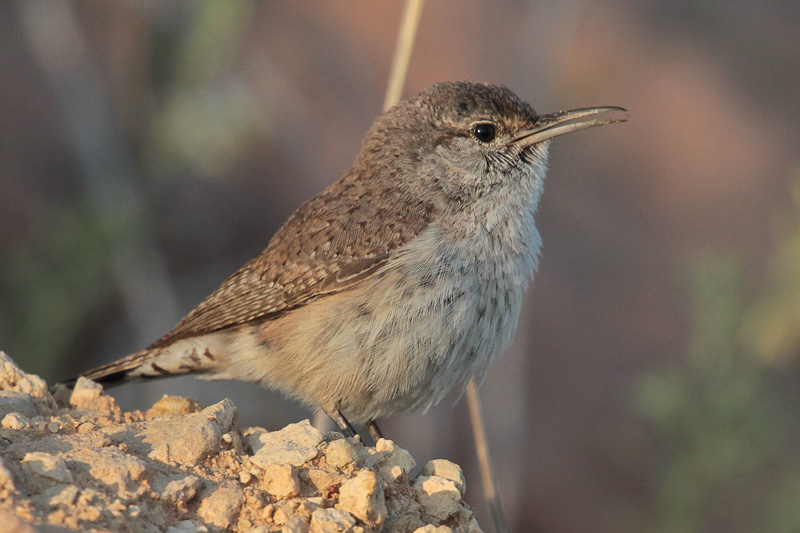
310, 507, 357, 532
0, 352, 51, 401
413, 525, 453, 533
21, 452, 73, 484
165, 520, 209, 533
197, 483, 244, 529
114, 398, 237, 466
70, 447, 148, 492
457, 506, 483, 533
260, 463, 300, 499
69, 377, 101, 403
0, 352, 482, 532
420, 459, 466, 497
0, 458, 15, 491
302, 467, 346, 495
414, 476, 461, 521
0, 510, 38, 533
67, 377, 123, 418
337, 470, 387, 527
42, 484, 79, 507
282, 514, 310, 533
248, 420, 323, 468
157, 474, 202, 504
370, 439, 416, 483
324, 437, 363, 469
148, 395, 202, 416
1, 412, 32, 430
0, 393, 39, 420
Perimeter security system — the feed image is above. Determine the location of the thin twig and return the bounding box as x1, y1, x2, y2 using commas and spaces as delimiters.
382, 0, 425, 112
381, 2, 509, 531
467, 380, 510, 533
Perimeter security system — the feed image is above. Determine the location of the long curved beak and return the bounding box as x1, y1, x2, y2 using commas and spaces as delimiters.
511, 106, 628, 146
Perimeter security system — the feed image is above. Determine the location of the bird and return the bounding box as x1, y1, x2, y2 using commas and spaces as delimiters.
71, 82, 627, 441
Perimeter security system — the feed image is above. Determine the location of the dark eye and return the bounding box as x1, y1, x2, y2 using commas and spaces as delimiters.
472, 122, 497, 143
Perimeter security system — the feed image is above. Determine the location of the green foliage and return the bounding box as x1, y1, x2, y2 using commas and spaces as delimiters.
638, 174, 800, 532
145, 1, 262, 180
742, 178, 800, 363
0, 206, 116, 379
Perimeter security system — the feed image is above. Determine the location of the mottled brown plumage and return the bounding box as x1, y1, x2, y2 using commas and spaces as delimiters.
152, 185, 436, 348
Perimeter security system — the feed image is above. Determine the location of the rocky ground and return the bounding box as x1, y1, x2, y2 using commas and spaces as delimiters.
0, 352, 482, 533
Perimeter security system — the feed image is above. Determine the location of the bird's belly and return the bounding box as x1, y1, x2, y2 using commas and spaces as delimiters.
352, 267, 523, 418
226, 227, 533, 423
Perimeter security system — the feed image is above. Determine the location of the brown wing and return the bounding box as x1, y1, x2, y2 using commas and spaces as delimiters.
149, 180, 436, 348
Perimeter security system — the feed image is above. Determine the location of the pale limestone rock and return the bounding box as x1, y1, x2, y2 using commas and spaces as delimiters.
261, 463, 300, 499
76, 421, 96, 433
1, 412, 31, 430
68, 377, 103, 404
367, 438, 416, 483
0, 510, 38, 533
297, 500, 320, 519
165, 520, 209, 533
0, 392, 38, 420
302, 466, 346, 494
420, 459, 466, 497
272, 502, 294, 525
375, 439, 416, 473
157, 474, 202, 504
115, 398, 236, 466
197, 483, 245, 529
70, 447, 147, 492
414, 476, 461, 521
337, 470, 387, 527
69, 377, 122, 416
325, 437, 362, 469
310, 507, 357, 532
458, 505, 483, 533
0, 458, 15, 490
261, 503, 275, 521
238, 469, 253, 484
282, 514, 310, 533
0, 353, 482, 532
149, 395, 202, 416
249, 420, 323, 468
0, 352, 51, 400
413, 525, 453, 533
21, 452, 73, 484
42, 484, 79, 507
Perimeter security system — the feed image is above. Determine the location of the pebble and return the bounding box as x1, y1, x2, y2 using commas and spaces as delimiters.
414, 475, 461, 521
260, 463, 300, 499
420, 459, 466, 497
325, 437, 362, 469
21, 452, 73, 484
1, 412, 31, 430
310, 507, 357, 532
249, 420, 323, 468
336, 470, 387, 527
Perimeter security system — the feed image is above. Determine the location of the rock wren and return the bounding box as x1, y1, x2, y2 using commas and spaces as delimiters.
74, 82, 627, 439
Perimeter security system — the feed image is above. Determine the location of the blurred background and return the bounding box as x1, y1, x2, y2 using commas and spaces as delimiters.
2, 1, 799, 531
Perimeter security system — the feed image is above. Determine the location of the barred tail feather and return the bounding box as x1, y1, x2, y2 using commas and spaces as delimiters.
78, 347, 167, 386
65, 336, 224, 388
